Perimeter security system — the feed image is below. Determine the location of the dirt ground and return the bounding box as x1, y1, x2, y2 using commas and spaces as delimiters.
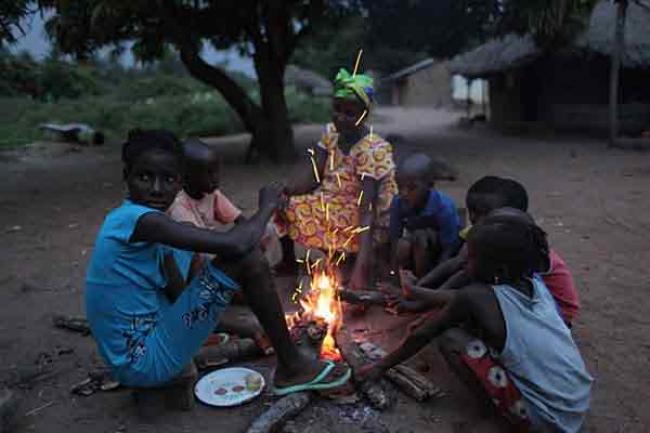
1, 108, 649, 432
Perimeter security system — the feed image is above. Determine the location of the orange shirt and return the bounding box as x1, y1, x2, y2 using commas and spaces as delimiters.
168, 189, 241, 230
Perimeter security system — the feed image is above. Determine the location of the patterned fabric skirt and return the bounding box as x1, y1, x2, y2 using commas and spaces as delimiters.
275, 192, 364, 253
461, 339, 532, 431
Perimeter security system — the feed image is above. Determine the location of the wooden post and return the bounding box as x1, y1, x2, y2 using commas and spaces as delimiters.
482, 79, 488, 118
466, 78, 473, 119
609, 0, 628, 147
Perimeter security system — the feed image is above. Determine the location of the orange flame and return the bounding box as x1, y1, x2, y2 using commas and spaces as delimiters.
286, 267, 342, 361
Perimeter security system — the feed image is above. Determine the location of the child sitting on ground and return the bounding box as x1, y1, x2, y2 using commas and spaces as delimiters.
389, 153, 461, 278
414, 176, 580, 325
167, 138, 281, 350
168, 138, 281, 266
85, 129, 349, 393
362, 211, 593, 432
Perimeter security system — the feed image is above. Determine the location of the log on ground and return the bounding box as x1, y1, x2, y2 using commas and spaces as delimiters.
246, 392, 312, 433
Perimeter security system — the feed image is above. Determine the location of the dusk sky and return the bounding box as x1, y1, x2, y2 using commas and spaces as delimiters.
10, 11, 256, 77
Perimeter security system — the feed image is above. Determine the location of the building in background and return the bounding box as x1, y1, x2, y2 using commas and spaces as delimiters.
448, 0, 650, 135
379, 58, 452, 108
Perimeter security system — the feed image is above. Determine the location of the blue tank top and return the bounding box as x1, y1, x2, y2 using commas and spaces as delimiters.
493, 277, 593, 432
85, 200, 192, 372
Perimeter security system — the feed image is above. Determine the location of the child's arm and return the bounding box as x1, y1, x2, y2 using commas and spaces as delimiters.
364, 290, 471, 378
437, 242, 457, 263
391, 288, 457, 314
388, 197, 403, 274
284, 146, 327, 196
417, 255, 463, 288
132, 184, 284, 260
349, 177, 380, 290
438, 269, 471, 291
161, 251, 187, 302
417, 244, 467, 287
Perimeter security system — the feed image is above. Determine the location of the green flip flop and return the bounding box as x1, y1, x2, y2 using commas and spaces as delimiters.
272, 361, 351, 396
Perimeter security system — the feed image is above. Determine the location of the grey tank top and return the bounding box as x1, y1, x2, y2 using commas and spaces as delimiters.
493, 277, 593, 432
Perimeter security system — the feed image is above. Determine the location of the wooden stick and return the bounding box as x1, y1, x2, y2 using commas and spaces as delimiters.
335, 326, 391, 410
358, 342, 442, 402
52, 314, 91, 335
24, 401, 53, 417
246, 392, 312, 433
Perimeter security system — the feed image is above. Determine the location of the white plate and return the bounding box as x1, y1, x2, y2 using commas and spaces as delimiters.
194, 367, 265, 407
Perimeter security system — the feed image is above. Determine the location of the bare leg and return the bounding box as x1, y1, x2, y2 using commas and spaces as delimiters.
275, 235, 298, 275
395, 236, 413, 272
214, 250, 344, 387
412, 229, 437, 278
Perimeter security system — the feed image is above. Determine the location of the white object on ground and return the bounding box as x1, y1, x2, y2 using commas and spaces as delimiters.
194, 367, 265, 407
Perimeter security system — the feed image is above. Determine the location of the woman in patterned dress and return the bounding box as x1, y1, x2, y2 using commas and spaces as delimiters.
275, 69, 397, 290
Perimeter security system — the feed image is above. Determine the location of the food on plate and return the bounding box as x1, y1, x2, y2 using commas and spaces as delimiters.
245, 373, 263, 392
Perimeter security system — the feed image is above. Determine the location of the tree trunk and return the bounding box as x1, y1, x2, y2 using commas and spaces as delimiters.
609, 0, 628, 147
254, 58, 296, 163
179, 44, 296, 163
179, 45, 263, 131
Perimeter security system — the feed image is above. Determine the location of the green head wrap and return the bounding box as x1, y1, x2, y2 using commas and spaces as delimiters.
333, 68, 374, 108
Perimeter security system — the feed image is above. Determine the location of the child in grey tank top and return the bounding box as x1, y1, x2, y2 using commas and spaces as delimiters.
359, 208, 592, 432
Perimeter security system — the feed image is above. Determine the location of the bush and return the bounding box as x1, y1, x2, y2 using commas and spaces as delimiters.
0, 86, 329, 148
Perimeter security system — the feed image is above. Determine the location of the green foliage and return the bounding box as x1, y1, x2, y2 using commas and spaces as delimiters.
292, 14, 366, 78
0, 1, 35, 45
358, 0, 599, 66
498, 0, 600, 48
0, 59, 329, 149
284, 85, 330, 124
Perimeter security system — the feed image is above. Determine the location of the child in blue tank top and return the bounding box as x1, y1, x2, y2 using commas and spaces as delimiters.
85, 129, 350, 394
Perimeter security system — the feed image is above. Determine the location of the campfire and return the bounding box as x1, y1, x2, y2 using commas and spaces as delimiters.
285, 263, 343, 362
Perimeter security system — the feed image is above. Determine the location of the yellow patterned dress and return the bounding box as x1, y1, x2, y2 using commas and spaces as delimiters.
276, 123, 397, 253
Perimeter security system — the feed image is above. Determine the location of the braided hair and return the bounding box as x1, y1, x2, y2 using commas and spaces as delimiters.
121, 129, 184, 171
469, 208, 549, 284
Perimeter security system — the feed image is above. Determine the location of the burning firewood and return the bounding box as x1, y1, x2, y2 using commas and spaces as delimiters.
358, 342, 443, 402
335, 326, 392, 410
246, 392, 312, 433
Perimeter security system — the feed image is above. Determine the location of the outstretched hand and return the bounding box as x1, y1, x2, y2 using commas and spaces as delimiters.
385, 297, 431, 315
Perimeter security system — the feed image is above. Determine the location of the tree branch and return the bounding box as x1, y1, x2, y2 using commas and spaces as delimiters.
178, 43, 263, 131
633, 0, 650, 14
156, 0, 263, 132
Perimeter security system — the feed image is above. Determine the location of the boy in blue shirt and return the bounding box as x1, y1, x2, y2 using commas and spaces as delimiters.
390, 153, 461, 277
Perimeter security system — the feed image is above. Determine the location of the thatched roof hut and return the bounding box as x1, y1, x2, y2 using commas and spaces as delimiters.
449, 1, 650, 78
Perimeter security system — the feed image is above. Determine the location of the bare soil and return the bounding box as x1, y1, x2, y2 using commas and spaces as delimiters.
1, 108, 648, 432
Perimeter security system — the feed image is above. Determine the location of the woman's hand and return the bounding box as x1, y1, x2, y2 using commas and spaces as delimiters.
258, 182, 287, 211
